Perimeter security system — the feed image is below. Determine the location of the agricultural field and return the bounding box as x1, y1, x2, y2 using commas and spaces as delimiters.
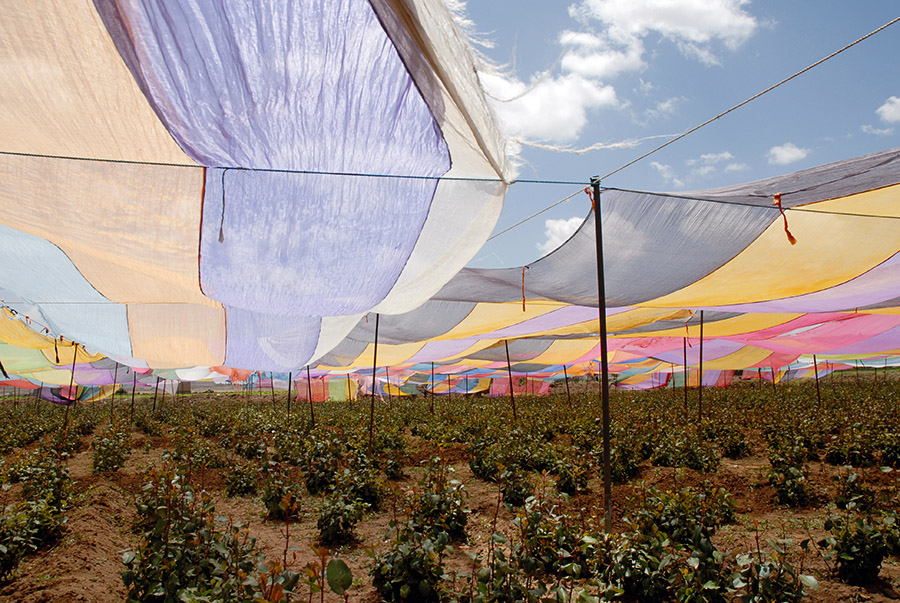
0, 378, 898, 602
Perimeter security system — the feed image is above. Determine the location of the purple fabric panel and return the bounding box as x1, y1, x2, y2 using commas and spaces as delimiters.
100, 0, 449, 174
486, 306, 628, 339
651, 339, 745, 365
223, 307, 321, 371
703, 252, 900, 313
820, 322, 900, 356
201, 170, 437, 314
404, 339, 480, 364
102, 0, 449, 316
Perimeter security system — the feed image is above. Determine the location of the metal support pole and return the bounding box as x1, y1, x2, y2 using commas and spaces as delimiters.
430, 362, 435, 414
111, 363, 118, 425
270, 372, 276, 408
683, 336, 688, 413
563, 364, 571, 406
771, 367, 777, 394
368, 314, 379, 457
130, 373, 136, 423
62, 343, 78, 444
590, 176, 613, 533
306, 366, 315, 427
813, 354, 821, 409
152, 377, 159, 413
504, 339, 517, 421
386, 366, 392, 410
287, 373, 292, 418
697, 310, 704, 440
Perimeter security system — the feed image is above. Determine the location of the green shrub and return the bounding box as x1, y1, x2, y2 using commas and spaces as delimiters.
317, 492, 367, 544
413, 458, 469, 541
820, 513, 891, 585
370, 521, 448, 603
0, 499, 66, 580
92, 427, 131, 473
223, 462, 258, 498
259, 462, 302, 520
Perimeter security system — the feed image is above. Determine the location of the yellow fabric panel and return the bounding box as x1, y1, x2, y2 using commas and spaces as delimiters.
527, 340, 600, 364
636, 313, 799, 338
0, 343, 54, 374
855, 307, 900, 315
436, 302, 562, 340
0, 309, 56, 349
545, 307, 693, 338
46, 343, 104, 366
701, 345, 773, 370
324, 341, 425, 370
645, 186, 900, 307
0, 0, 195, 164
619, 373, 653, 385
128, 304, 225, 368
0, 155, 215, 306
22, 369, 70, 386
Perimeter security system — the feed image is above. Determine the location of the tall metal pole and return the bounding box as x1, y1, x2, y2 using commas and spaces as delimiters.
563, 364, 571, 405
430, 362, 435, 414
62, 343, 78, 444
368, 314, 379, 457
306, 366, 315, 427
385, 366, 392, 409
130, 373, 136, 423
287, 372, 292, 418
590, 176, 612, 533
111, 363, 118, 425
697, 310, 704, 441
813, 354, 821, 409
771, 367, 777, 394
152, 376, 159, 413
683, 336, 689, 413
270, 372, 276, 408
504, 339, 517, 421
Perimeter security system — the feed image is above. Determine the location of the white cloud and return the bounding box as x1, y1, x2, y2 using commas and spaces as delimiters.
537, 217, 584, 254
861, 124, 894, 136
570, 0, 757, 64
644, 96, 684, 121
686, 151, 734, 166
480, 71, 619, 142
650, 161, 684, 187
724, 162, 750, 172
767, 142, 809, 165
559, 30, 645, 79
691, 165, 716, 177
876, 96, 900, 123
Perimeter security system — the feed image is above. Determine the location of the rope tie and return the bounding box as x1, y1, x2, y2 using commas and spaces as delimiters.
773, 193, 797, 245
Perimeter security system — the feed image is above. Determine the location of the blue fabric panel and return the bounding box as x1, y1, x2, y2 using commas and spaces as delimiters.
0, 224, 131, 358
223, 306, 321, 371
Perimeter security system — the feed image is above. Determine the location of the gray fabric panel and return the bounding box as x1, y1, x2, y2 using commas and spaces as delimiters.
438, 191, 775, 306
315, 337, 369, 368
344, 300, 477, 345
677, 147, 900, 208
466, 339, 554, 362
509, 362, 552, 373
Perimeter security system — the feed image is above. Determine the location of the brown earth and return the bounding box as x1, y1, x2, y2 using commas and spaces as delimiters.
0, 414, 897, 602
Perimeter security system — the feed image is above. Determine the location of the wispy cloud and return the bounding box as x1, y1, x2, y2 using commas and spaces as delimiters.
861, 124, 894, 136
650, 161, 685, 187
537, 217, 584, 254
766, 142, 809, 165
876, 96, 900, 123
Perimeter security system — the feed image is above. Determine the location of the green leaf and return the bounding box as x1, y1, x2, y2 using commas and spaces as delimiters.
326, 559, 352, 595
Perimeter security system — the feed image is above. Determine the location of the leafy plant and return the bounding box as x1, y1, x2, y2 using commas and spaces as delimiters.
317, 492, 367, 544
92, 426, 131, 473
370, 521, 449, 603
224, 462, 259, 498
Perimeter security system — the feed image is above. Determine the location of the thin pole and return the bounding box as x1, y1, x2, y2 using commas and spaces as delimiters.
697, 310, 704, 441
465, 373, 469, 396
270, 372, 276, 408
160, 379, 166, 406
430, 362, 435, 414
813, 355, 821, 409
855, 360, 860, 385
62, 343, 78, 445
368, 314, 379, 457
385, 366, 392, 410
504, 339, 517, 421
152, 377, 159, 413
683, 336, 688, 413
111, 363, 118, 425
306, 366, 315, 426
771, 367, 777, 394
130, 373, 136, 423
758, 368, 762, 390
563, 364, 571, 405
286, 372, 291, 417
590, 176, 612, 533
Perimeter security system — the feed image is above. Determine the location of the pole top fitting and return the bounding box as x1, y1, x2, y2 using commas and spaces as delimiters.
590, 176, 601, 186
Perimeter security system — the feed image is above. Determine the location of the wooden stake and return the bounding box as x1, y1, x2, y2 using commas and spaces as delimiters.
563, 364, 571, 405
130, 373, 136, 423
430, 362, 435, 415
152, 376, 159, 413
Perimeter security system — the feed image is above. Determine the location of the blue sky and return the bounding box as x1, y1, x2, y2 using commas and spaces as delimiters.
462, 0, 900, 268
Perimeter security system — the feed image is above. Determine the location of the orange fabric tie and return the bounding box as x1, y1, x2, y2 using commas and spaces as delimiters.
584, 186, 596, 211
773, 192, 797, 245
